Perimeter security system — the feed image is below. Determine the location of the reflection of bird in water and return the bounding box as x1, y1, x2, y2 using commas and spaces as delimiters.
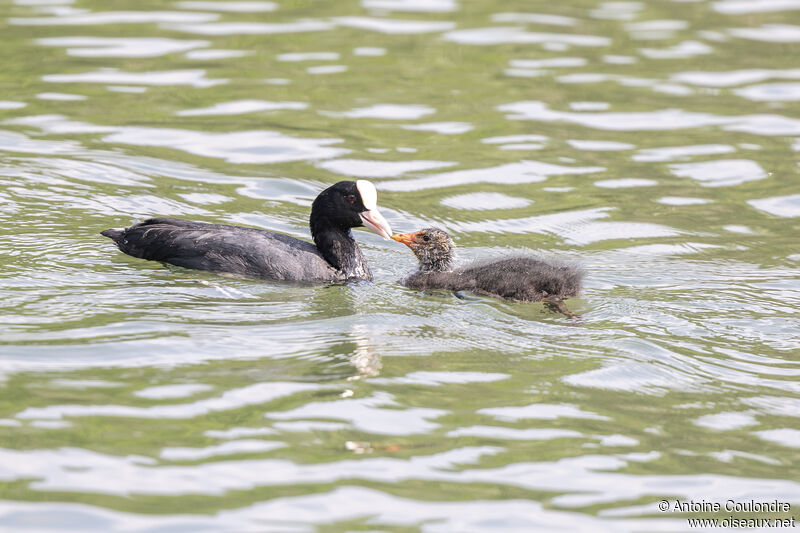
101, 180, 392, 283
392, 228, 583, 317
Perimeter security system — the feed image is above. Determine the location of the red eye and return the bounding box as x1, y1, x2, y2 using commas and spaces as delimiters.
347, 194, 356, 203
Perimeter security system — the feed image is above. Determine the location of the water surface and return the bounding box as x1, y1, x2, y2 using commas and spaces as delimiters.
1, 0, 799, 531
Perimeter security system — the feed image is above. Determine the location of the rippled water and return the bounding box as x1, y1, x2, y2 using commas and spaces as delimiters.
1, 0, 799, 531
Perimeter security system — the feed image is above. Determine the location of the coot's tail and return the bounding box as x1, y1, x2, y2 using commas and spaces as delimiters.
101, 228, 124, 242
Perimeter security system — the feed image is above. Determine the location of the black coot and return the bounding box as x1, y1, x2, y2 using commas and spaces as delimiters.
102, 180, 392, 283
392, 228, 583, 313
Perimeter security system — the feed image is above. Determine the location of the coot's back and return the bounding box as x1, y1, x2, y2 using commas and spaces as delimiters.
102, 218, 344, 282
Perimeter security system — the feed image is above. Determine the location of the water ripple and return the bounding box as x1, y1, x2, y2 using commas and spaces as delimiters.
379, 160, 603, 192
10, 10, 219, 25
7, 114, 349, 164
730, 24, 800, 42
167, 20, 334, 35
43, 68, 227, 87
669, 159, 768, 187
2, 0, 800, 528
37, 36, 209, 57
444, 27, 610, 46
18, 382, 321, 420
499, 100, 800, 135
317, 158, 455, 178
176, 1, 277, 12
333, 16, 455, 34
363, 0, 457, 13
176, 99, 308, 116
748, 194, 800, 217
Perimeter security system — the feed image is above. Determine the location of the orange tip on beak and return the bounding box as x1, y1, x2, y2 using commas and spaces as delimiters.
391, 232, 418, 247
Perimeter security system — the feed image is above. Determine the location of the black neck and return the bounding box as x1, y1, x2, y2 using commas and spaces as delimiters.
419, 255, 453, 273
310, 215, 361, 276
415, 248, 454, 273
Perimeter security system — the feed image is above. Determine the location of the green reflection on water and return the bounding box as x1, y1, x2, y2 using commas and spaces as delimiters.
0, 0, 799, 528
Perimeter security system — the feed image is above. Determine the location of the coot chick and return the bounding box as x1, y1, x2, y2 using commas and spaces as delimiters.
392, 228, 583, 314
102, 180, 392, 283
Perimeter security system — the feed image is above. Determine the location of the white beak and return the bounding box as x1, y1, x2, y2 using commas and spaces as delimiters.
360, 207, 392, 240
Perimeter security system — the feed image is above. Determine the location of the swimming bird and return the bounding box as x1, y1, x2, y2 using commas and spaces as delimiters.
101, 180, 392, 283
392, 228, 583, 314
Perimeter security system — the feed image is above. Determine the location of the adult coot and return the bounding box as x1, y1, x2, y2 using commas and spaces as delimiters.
392, 228, 583, 315
102, 180, 392, 283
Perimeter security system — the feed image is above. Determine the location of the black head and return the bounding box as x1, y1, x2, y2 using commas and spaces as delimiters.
310, 180, 391, 240
392, 227, 455, 272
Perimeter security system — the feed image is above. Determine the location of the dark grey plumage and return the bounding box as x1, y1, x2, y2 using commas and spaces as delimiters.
101, 218, 348, 282
393, 228, 583, 303
101, 181, 390, 283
